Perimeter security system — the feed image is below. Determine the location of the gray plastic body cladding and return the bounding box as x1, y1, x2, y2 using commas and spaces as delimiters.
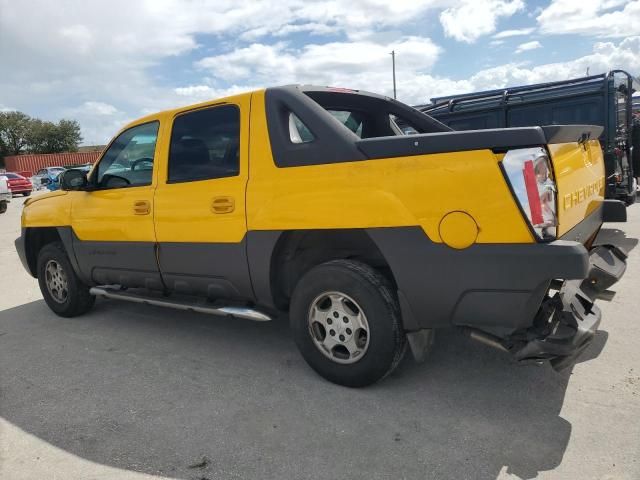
264, 85, 450, 168
57, 227, 88, 283
366, 227, 589, 333
602, 199, 627, 222
71, 232, 164, 290
264, 87, 366, 167
15, 226, 90, 280
14, 229, 31, 276
157, 241, 254, 300
541, 125, 604, 143
70, 231, 254, 300
356, 125, 603, 160
246, 230, 282, 309
559, 204, 604, 243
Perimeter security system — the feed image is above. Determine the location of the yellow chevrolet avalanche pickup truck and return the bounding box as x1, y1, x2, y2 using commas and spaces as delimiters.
16, 86, 629, 387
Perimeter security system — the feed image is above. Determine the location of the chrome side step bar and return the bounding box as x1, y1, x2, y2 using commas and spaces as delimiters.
90, 286, 272, 322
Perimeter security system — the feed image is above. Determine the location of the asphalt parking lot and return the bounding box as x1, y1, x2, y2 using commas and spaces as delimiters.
1, 193, 639, 480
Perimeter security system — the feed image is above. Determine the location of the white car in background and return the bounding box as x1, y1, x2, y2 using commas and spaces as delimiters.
0, 175, 11, 214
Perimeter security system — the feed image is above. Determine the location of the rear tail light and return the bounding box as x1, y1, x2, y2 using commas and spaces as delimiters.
501, 147, 557, 241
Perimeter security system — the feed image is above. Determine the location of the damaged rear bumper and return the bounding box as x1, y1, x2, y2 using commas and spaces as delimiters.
508, 243, 627, 370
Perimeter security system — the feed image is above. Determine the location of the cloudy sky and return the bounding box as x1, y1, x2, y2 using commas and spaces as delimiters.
1, 0, 639, 145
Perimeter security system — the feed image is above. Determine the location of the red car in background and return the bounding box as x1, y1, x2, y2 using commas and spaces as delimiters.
3, 173, 32, 196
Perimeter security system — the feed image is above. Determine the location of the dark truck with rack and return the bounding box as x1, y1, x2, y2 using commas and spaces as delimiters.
420, 71, 639, 205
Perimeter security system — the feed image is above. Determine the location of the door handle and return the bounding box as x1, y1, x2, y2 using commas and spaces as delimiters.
212, 196, 235, 214
133, 200, 151, 215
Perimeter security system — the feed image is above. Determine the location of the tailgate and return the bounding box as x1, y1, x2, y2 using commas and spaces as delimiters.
544, 126, 606, 237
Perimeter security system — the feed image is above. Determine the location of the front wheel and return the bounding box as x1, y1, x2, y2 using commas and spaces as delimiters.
290, 260, 407, 387
0, 201, 6, 214
37, 242, 95, 317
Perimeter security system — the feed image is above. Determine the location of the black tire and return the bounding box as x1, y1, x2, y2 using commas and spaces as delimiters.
0, 201, 6, 214
23, 191, 31, 197
37, 241, 95, 317
290, 259, 407, 387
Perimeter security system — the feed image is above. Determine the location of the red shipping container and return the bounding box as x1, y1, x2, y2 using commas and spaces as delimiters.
4, 152, 102, 177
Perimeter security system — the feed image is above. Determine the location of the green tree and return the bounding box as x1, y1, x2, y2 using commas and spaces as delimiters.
0, 111, 32, 156
27, 118, 82, 154
56, 119, 83, 152
0, 112, 83, 167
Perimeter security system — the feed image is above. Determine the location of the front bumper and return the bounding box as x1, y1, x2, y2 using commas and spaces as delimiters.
508, 244, 627, 370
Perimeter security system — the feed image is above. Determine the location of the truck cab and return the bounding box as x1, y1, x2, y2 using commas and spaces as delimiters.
16, 85, 630, 387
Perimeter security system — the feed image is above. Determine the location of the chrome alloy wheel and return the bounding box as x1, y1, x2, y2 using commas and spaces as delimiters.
307, 291, 370, 364
45, 260, 69, 303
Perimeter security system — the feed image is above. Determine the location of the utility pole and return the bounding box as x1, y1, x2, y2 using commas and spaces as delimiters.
390, 50, 397, 99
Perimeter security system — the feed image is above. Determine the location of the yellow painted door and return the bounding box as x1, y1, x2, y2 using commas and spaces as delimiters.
70, 120, 164, 289
153, 95, 253, 300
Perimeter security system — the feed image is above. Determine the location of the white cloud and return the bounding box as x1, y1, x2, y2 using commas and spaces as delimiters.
440, 0, 525, 43
537, 0, 640, 37
0, 104, 16, 112
194, 37, 442, 100
173, 84, 259, 102
59, 25, 94, 55
515, 40, 542, 53
457, 36, 640, 94
195, 38, 442, 83
1, 1, 638, 145
81, 101, 119, 116
493, 27, 535, 39
174, 86, 220, 98
186, 37, 640, 107
0, 0, 452, 144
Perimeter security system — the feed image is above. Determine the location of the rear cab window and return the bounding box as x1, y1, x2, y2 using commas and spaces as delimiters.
287, 99, 423, 141
303, 90, 429, 138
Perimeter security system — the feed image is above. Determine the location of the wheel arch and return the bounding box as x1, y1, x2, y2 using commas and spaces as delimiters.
23, 226, 83, 280
248, 228, 400, 312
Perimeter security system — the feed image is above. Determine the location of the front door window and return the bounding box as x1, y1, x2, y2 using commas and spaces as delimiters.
92, 122, 159, 189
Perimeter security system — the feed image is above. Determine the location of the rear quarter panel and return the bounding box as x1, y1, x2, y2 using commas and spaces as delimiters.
247, 90, 533, 244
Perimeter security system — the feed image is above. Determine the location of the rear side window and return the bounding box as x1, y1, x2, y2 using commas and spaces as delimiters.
289, 113, 314, 143
168, 105, 240, 183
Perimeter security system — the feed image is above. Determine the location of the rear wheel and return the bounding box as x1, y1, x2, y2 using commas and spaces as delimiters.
23, 191, 31, 197
37, 242, 95, 317
0, 201, 6, 214
290, 259, 406, 387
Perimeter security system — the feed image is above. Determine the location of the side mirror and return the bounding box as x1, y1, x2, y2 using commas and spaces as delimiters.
60, 169, 88, 191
